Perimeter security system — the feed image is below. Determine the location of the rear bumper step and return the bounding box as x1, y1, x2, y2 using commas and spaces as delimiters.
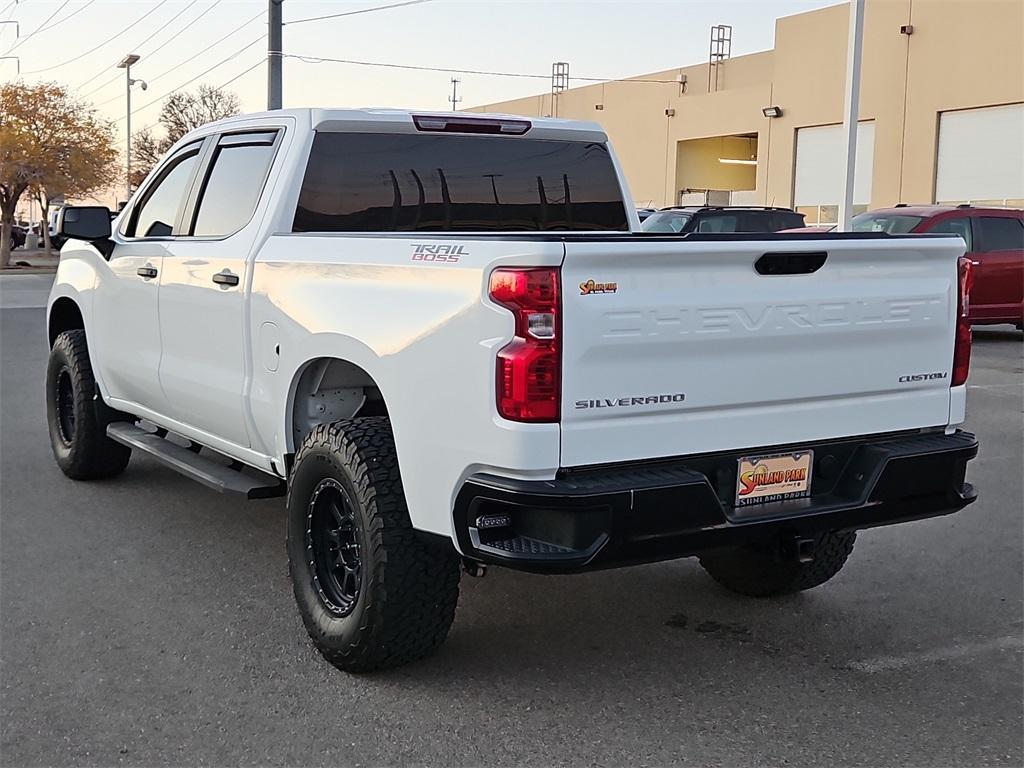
454, 430, 979, 573
107, 422, 285, 499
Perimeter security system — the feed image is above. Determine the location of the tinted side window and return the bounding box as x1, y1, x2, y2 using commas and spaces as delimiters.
928, 216, 973, 251
191, 132, 279, 237
977, 216, 1024, 252
293, 132, 628, 232
696, 214, 739, 233
737, 212, 784, 232
128, 146, 201, 238
774, 212, 805, 231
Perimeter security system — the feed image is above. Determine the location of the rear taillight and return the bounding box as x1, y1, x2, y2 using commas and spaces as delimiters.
952, 255, 974, 387
489, 268, 561, 422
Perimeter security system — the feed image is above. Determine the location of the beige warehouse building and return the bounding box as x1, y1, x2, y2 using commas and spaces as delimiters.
472, 0, 1024, 225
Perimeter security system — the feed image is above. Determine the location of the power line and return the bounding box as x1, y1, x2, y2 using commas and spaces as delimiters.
215, 56, 264, 91
281, 53, 678, 84
4, 0, 69, 56
31, 0, 95, 35
123, 54, 263, 139
286, 0, 433, 26
84, 0, 231, 99
113, 34, 266, 122
2, 0, 21, 22
22, 0, 169, 75
76, 0, 203, 92
136, 0, 227, 60
94, 8, 262, 108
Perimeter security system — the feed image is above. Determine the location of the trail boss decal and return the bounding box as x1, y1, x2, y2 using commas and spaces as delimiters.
410, 244, 466, 263
580, 279, 617, 296
575, 393, 685, 409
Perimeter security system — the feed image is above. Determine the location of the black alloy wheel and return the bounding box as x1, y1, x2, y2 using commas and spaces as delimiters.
306, 478, 362, 617
55, 368, 76, 444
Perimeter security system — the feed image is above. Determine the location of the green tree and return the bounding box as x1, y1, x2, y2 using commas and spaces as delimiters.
0, 82, 118, 266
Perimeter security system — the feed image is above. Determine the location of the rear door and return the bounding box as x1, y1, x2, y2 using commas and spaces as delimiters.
970, 214, 1024, 322
559, 235, 965, 467
157, 129, 282, 448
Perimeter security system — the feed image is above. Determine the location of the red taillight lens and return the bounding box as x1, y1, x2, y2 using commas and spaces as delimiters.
952, 255, 974, 387
490, 268, 560, 422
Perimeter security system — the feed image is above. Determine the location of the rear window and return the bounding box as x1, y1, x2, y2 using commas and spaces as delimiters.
976, 216, 1024, 251
851, 212, 924, 234
641, 211, 691, 233
293, 132, 629, 232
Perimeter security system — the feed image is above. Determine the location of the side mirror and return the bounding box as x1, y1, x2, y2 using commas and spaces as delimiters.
58, 206, 112, 242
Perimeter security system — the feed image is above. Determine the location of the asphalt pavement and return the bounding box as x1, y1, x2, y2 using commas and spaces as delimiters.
2, 274, 1021, 767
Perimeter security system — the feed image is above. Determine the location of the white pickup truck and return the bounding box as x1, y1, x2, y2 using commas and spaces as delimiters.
47, 109, 978, 673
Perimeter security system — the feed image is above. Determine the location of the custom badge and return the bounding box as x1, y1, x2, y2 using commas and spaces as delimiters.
579, 279, 617, 296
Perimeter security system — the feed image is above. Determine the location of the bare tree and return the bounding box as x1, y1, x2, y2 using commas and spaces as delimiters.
130, 85, 240, 187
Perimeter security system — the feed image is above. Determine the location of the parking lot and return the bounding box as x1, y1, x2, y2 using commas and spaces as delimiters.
1, 273, 1021, 767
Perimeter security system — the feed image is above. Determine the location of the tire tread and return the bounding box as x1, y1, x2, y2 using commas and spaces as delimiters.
287, 417, 460, 672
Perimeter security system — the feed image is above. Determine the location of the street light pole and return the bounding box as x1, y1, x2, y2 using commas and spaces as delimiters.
118, 54, 141, 202
838, 0, 866, 231
117, 54, 147, 202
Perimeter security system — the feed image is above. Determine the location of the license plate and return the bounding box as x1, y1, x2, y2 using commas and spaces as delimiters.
735, 450, 813, 506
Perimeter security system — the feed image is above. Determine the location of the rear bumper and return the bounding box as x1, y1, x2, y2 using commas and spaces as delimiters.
453, 430, 979, 573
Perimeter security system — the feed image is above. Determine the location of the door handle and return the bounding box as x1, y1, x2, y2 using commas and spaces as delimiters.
754, 251, 828, 275
137, 266, 158, 279
212, 270, 239, 287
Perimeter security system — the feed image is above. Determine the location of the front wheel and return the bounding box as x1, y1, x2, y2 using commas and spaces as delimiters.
46, 330, 131, 480
698, 530, 856, 597
286, 417, 460, 673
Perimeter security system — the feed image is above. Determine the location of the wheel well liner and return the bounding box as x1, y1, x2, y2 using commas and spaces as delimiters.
48, 298, 85, 347
288, 358, 389, 452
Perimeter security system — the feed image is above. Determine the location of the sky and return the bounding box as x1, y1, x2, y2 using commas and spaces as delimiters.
2, 0, 842, 145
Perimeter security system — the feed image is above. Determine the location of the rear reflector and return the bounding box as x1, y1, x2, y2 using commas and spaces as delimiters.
490, 268, 561, 422
412, 115, 531, 135
952, 256, 973, 387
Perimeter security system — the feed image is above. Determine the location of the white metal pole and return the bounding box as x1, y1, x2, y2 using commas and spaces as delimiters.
838, 0, 866, 231
125, 62, 132, 202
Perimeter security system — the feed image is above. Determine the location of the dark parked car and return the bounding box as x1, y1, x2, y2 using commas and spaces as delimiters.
641, 206, 805, 234
10, 225, 26, 250
851, 205, 1023, 329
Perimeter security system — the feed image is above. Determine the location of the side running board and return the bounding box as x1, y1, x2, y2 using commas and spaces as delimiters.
106, 422, 286, 499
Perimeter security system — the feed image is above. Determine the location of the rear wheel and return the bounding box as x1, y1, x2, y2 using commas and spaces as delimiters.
46, 330, 131, 480
698, 530, 856, 597
286, 417, 460, 673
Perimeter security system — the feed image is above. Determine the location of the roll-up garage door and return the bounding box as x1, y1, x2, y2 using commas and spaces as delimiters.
936, 103, 1024, 206
793, 121, 875, 225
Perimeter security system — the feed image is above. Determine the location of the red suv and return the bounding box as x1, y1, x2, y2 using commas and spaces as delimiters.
852, 206, 1024, 329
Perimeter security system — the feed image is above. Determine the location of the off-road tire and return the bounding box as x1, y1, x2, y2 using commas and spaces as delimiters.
286, 417, 460, 673
698, 530, 856, 597
46, 330, 131, 480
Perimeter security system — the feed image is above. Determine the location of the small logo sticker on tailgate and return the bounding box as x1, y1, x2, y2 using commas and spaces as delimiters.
580, 279, 617, 296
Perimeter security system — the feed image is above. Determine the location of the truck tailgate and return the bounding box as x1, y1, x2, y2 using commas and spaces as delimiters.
559, 235, 965, 467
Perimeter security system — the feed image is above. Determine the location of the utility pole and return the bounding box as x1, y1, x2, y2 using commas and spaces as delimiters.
117, 54, 147, 201
268, 0, 283, 110
448, 78, 461, 111
837, 0, 865, 231
0, 21, 20, 75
